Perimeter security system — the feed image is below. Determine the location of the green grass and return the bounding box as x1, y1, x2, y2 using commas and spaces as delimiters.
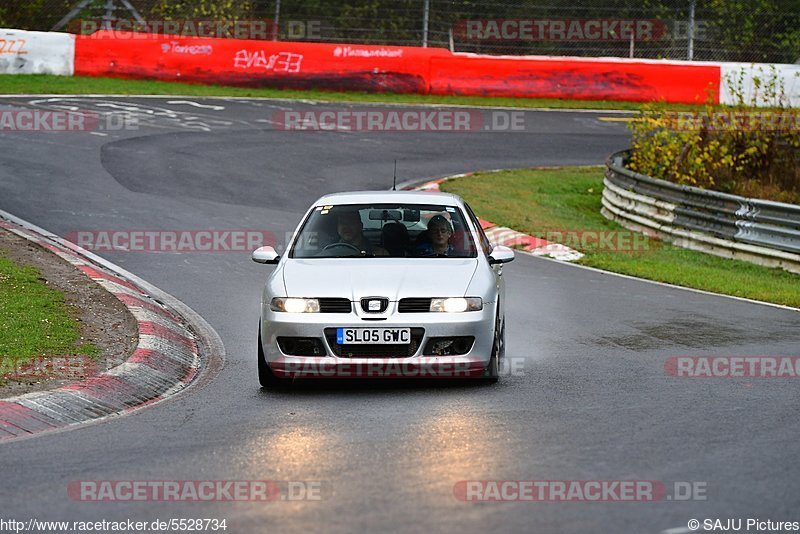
441, 166, 800, 308
0, 252, 97, 381
0, 74, 708, 111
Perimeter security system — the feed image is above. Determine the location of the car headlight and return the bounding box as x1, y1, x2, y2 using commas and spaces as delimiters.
270, 297, 320, 313
430, 297, 483, 312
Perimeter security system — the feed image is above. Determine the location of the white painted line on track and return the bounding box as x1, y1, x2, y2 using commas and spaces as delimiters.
528, 252, 800, 312
0, 94, 638, 113
165, 100, 225, 110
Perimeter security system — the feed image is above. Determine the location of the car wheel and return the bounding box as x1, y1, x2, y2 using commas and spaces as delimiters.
498, 316, 506, 361
258, 327, 291, 388
481, 315, 501, 384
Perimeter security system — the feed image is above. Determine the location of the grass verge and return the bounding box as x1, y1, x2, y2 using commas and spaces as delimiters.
441, 166, 800, 308
0, 251, 97, 382
0, 74, 706, 111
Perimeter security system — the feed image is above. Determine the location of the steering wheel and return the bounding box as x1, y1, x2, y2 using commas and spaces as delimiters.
322, 242, 362, 256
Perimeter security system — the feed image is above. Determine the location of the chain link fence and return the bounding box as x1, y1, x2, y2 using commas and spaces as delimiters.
1, 0, 798, 63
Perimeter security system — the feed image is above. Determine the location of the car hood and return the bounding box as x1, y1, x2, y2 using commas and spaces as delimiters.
282, 258, 479, 300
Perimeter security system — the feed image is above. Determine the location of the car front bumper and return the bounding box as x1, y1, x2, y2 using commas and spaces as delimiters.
260, 305, 495, 379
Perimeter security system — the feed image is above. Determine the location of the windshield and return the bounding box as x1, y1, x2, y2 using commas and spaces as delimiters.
289, 203, 478, 258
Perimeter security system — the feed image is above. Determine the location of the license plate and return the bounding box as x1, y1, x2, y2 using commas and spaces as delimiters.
336, 327, 411, 345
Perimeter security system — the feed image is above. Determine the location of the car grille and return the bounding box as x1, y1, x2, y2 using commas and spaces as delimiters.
398, 298, 431, 313
318, 298, 352, 313
360, 297, 389, 313
324, 327, 425, 358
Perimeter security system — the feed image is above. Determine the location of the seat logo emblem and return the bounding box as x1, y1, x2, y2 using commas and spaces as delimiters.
361, 297, 388, 313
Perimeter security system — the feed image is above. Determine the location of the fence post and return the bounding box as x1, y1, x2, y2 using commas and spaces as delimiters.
629, 31, 635, 58
273, 0, 281, 41
688, 0, 696, 60
422, 0, 430, 47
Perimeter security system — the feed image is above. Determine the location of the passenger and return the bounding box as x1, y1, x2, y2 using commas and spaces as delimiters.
329, 210, 388, 256
415, 215, 456, 257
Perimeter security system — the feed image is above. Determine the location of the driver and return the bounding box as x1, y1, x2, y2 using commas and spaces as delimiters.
329, 210, 388, 256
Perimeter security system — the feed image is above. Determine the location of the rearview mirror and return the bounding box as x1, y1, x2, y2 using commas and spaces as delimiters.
368, 209, 402, 221
252, 246, 280, 264
488, 245, 515, 264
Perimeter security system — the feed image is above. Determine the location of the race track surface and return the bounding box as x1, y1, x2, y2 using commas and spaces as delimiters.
0, 96, 798, 533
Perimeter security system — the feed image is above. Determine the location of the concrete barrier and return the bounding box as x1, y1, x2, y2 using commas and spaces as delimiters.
0, 28, 74, 75
2, 28, 799, 107
74, 31, 449, 94
720, 63, 800, 107
430, 54, 721, 104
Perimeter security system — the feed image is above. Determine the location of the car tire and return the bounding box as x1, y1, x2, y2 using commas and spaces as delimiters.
481, 315, 501, 384
497, 316, 506, 361
258, 327, 291, 389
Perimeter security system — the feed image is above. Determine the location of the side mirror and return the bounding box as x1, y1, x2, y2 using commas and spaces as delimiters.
488, 245, 515, 265
252, 246, 280, 264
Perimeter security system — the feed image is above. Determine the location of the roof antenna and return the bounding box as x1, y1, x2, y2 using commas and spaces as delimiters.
392, 160, 397, 191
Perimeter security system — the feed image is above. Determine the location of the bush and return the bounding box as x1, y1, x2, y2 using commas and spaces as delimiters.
628, 66, 800, 203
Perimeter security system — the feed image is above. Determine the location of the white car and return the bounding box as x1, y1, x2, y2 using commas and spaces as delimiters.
252, 190, 514, 386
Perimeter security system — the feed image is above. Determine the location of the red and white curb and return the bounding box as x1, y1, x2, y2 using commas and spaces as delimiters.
412, 174, 583, 262
0, 216, 204, 442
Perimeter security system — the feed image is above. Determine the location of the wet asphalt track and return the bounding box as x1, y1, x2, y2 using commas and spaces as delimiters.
0, 96, 798, 533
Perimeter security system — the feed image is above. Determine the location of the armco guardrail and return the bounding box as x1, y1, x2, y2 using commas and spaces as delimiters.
602, 150, 800, 274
